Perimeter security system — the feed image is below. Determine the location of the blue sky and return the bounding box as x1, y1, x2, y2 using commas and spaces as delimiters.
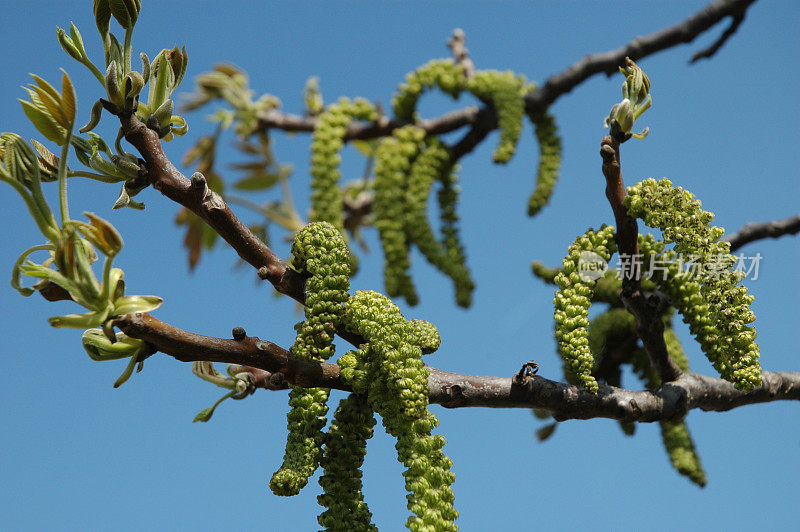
0, 1, 798, 530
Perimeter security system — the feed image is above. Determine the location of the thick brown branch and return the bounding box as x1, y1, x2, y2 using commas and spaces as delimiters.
114, 313, 800, 421
114, 312, 344, 389
119, 114, 305, 301
600, 135, 683, 383
723, 214, 800, 252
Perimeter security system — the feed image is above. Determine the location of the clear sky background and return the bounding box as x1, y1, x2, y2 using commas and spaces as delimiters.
0, 1, 798, 530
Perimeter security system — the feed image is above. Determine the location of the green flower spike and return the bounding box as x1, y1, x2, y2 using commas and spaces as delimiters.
627, 179, 761, 390
271, 222, 351, 497
317, 394, 378, 531
466, 70, 527, 164
405, 138, 474, 307
373, 125, 427, 305
309, 97, 377, 231
343, 290, 457, 532
392, 59, 466, 121
553, 225, 618, 394
527, 110, 562, 216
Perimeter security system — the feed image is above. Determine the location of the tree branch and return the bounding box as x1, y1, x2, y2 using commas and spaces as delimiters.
254, 0, 757, 138
119, 114, 306, 301
723, 214, 800, 252
113, 312, 800, 421
525, 0, 758, 110
600, 134, 683, 383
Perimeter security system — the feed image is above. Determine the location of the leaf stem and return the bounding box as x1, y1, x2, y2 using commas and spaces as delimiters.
58, 132, 73, 225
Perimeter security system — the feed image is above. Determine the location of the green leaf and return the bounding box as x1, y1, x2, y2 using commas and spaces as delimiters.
535, 422, 557, 442
352, 139, 377, 157
233, 172, 279, 191
109, 0, 132, 30
94, 0, 112, 37
82, 328, 141, 361
61, 70, 77, 125
29, 74, 61, 102
201, 221, 218, 249
193, 408, 213, 423
48, 308, 109, 329
69, 23, 87, 56
20, 100, 65, 144
111, 294, 163, 315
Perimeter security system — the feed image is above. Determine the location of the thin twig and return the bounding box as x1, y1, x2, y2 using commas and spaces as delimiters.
690, 9, 747, 63
525, 0, 758, 110
447, 28, 475, 79
724, 214, 800, 252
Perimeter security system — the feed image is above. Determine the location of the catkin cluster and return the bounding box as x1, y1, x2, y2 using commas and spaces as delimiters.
527, 110, 562, 216
406, 138, 474, 307
553, 225, 617, 394
270, 222, 351, 496
317, 393, 378, 531
626, 178, 761, 390
373, 125, 427, 305
373, 123, 475, 308
310, 97, 378, 231
340, 290, 458, 532
465, 70, 527, 164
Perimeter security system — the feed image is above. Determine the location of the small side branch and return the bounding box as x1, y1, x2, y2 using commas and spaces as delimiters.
724, 214, 800, 252
600, 135, 683, 383
525, 0, 758, 110
113, 313, 800, 420
447, 28, 476, 79
690, 8, 747, 63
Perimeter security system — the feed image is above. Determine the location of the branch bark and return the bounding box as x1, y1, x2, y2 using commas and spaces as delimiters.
114, 312, 800, 421
723, 214, 800, 252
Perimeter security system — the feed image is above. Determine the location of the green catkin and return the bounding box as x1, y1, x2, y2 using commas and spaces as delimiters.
527, 110, 562, 216
373, 125, 427, 305
437, 162, 473, 308
392, 59, 466, 121
553, 225, 618, 394
405, 138, 475, 307
317, 394, 378, 531
626, 179, 761, 391
270, 222, 351, 496
343, 291, 458, 532
465, 70, 527, 164
310, 97, 378, 231
637, 235, 721, 365
631, 328, 707, 487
